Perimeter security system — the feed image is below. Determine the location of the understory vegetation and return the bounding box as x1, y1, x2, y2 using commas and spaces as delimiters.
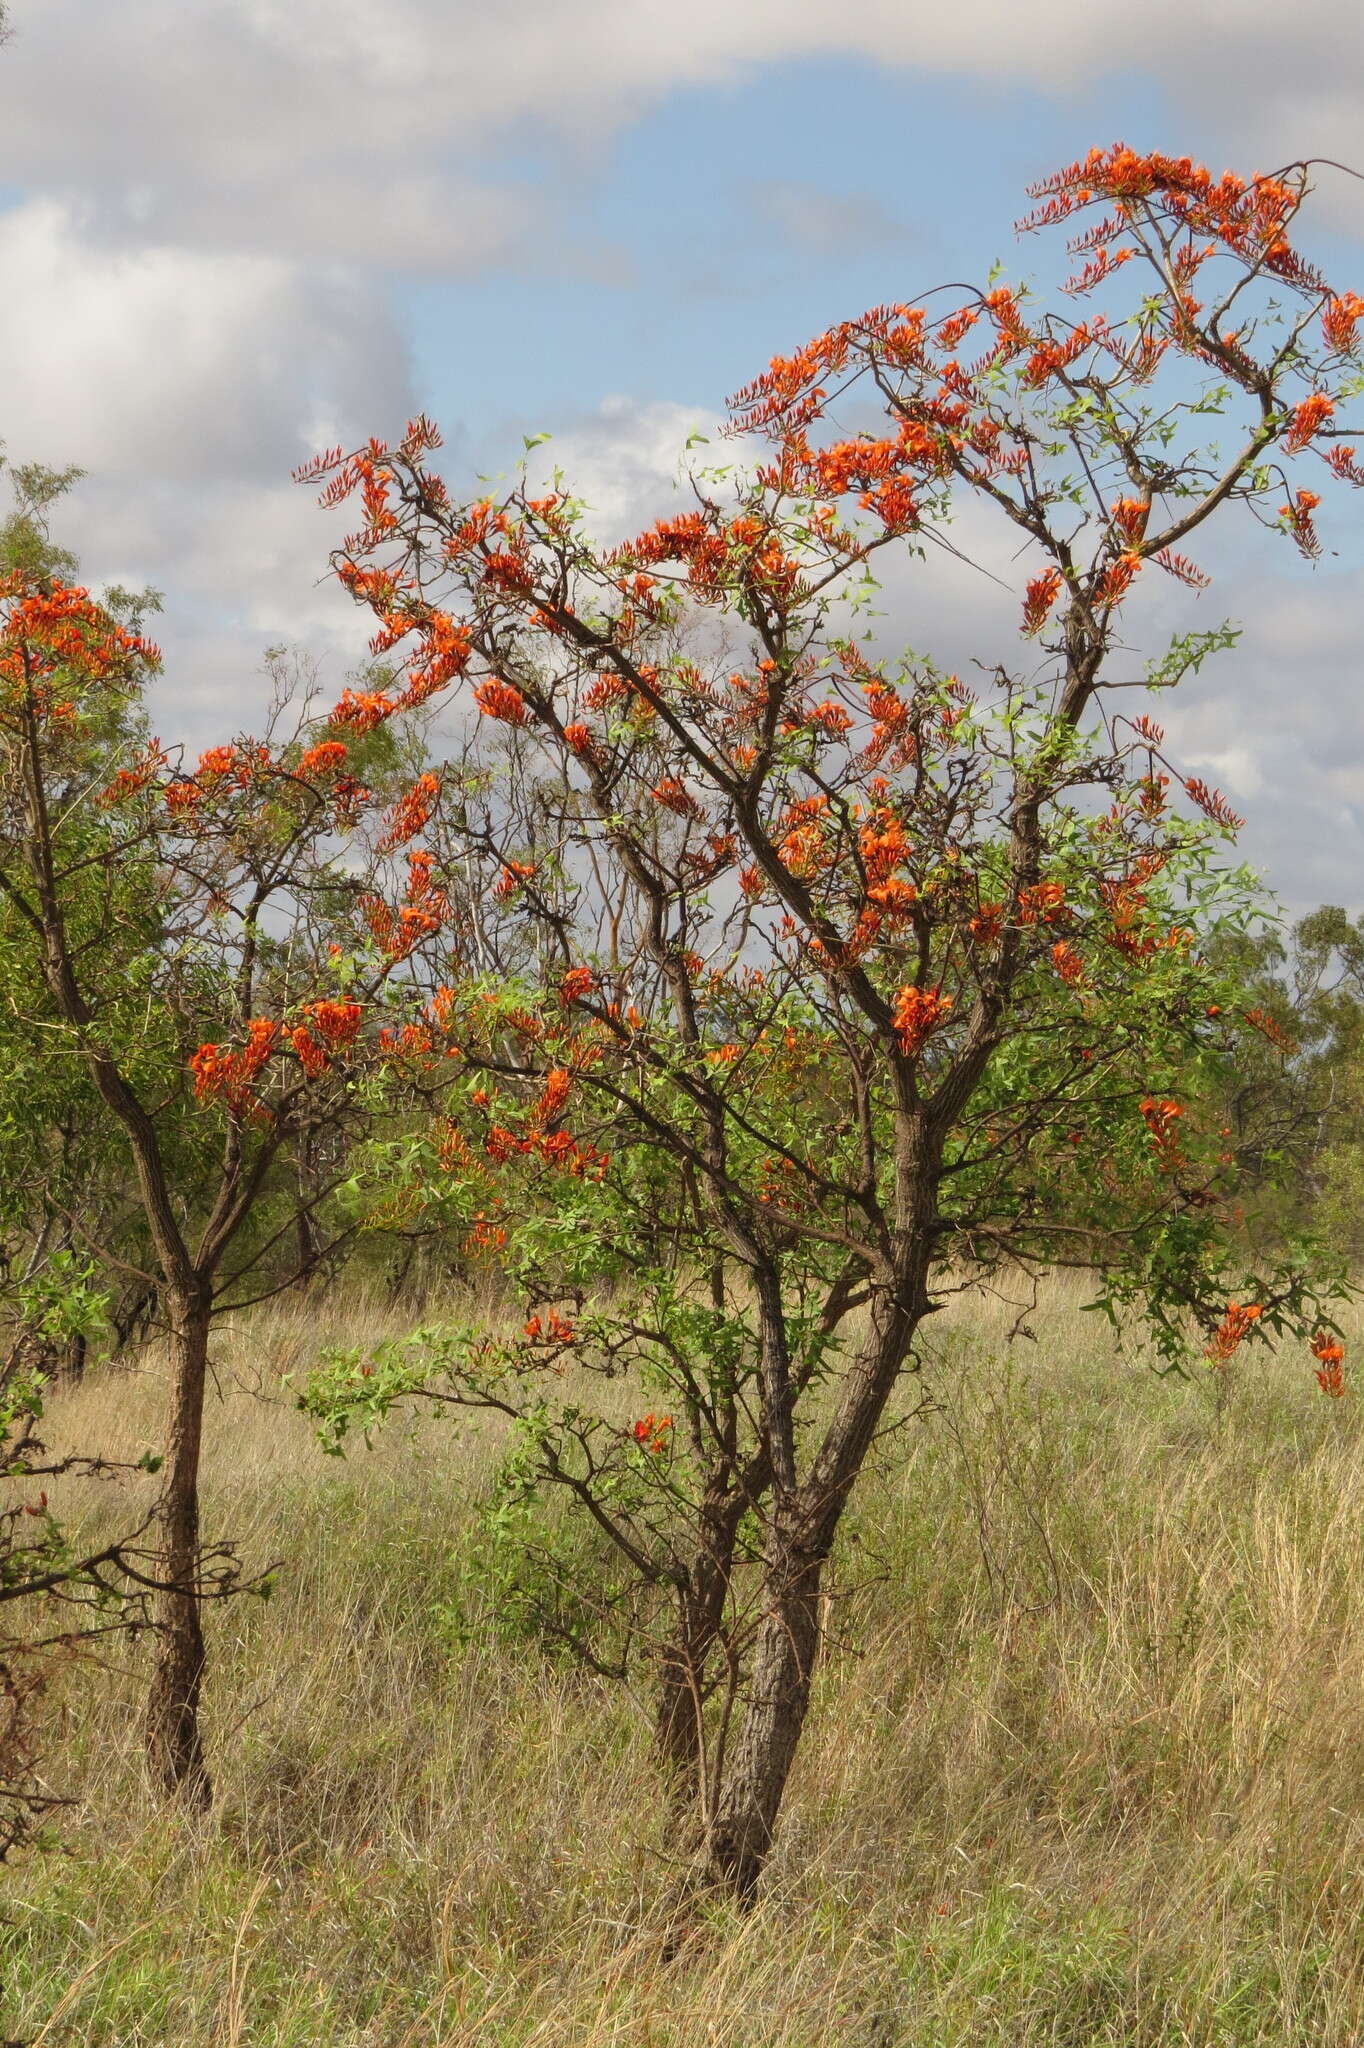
5, 1283, 1364, 2046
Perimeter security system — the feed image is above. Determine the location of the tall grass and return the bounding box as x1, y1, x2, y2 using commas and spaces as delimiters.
4, 1282, 1364, 2044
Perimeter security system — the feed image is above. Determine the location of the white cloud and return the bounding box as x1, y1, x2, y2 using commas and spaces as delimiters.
2, 2, 1361, 272
0, 200, 410, 479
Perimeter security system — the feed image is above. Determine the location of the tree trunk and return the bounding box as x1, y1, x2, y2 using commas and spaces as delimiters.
654, 1504, 741, 1795
699, 1281, 923, 1901
144, 1286, 212, 1808
701, 1502, 824, 1900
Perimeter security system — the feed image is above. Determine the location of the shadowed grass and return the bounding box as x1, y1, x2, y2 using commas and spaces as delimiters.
4, 1282, 1364, 2043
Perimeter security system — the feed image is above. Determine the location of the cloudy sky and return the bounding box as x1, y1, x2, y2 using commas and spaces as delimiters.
0, 0, 1361, 910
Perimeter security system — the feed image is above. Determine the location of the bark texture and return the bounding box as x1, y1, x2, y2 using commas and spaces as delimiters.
144, 1292, 212, 1807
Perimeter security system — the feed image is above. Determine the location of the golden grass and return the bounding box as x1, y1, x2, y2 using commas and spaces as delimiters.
5, 1281, 1364, 2043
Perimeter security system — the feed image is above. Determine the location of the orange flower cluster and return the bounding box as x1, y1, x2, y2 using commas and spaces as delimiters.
559, 966, 594, 1008
861, 679, 916, 769
1205, 1300, 1262, 1365
297, 740, 349, 779
1095, 550, 1142, 609
1243, 1007, 1297, 1056
464, 1211, 507, 1256
583, 671, 627, 710
969, 902, 1003, 948
0, 580, 159, 719
1281, 489, 1322, 559
189, 1018, 279, 1110
1022, 569, 1063, 636
1311, 1330, 1346, 1398
327, 686, 398, 735
1018, 880, 1066, 926
809, 698, 853, 736
650, 776, 703, 819
1284, 392, 1335, 453
378, 771, 439, 852
1139, 1096, 1183, 1172
290, 999, 362, 1078
1051, 940, 1085, 986
524, 1310, 575, 1346
493, 859, 536, 902
891, 983, 953, 1057
776, 794, 832, 880
632, 1413, 671, 1455
1022, 147, 1318, 293
97, 741, 168, 808
535, 1067, 572, 1124
482, 1089, 606, 1179
471, 678, 527, 725
1184, 777, 1244, 832
1323, 293, 1364, 354
362, 850, 450, 961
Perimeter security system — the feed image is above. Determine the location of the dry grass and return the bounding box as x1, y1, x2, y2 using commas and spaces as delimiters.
4, 1281, 1364, 2043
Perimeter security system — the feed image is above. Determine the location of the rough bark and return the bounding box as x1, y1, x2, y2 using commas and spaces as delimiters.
653, 1479, 751, 1796
702, 1500, 825, 1899
144, 1288, 212, 1808
701, 1279, 923, 1899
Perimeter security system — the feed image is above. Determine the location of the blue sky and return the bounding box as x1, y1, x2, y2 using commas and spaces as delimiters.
406, 62, 1176, 445
0, 1, 1361, 908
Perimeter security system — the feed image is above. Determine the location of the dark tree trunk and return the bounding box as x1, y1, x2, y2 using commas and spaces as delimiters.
653, 1481, 750, 1795
144, 1287, 212, 1808
701, 1502, 825, 1899
699, 1282, 922, 1900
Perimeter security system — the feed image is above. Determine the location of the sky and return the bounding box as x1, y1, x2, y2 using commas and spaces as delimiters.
0, 0, 1361, 911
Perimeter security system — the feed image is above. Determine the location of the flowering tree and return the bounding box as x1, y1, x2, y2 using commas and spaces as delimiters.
0, 475, 470, 1802
299, 147, 1361, 1900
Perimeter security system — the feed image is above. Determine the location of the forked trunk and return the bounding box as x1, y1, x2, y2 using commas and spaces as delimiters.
701, 1505, 824, 1900
698, 1282, 923, 1901
145, 1287, 212, 1808
653, 1486, 747, 1796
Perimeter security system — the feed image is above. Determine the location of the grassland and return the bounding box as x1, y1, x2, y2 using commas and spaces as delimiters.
4, 1282, 1364, 2044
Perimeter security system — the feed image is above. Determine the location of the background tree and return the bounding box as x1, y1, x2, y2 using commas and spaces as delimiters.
301, 149, 1363, 1901
0, 482, 472, 1804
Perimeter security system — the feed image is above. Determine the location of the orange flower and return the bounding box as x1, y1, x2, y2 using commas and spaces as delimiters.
650, 776, 703, 819
559, 966, 594, 1007
1323, 292, 1364, 354
632, 1413, 671, 1455
1205, 1301, 1262, 1365
493, 859, 535, 902
1140, 1096, 1184, 1171
378, 771, 439, 851
535, 1067, 572, 1124
1280, 489, 1322, 559
1311, 1329, 1346, 1398
1018, 880, 1066, 926
891, 983, 952, 1057
1284, 392, 1334, 453
1021, 569, 1063, 636
1051, 939, 1085, 986
1095, 550, 1142, 609
297, 739, 349, 778
472, 678, 527, 725
969, 902, 1002, 947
